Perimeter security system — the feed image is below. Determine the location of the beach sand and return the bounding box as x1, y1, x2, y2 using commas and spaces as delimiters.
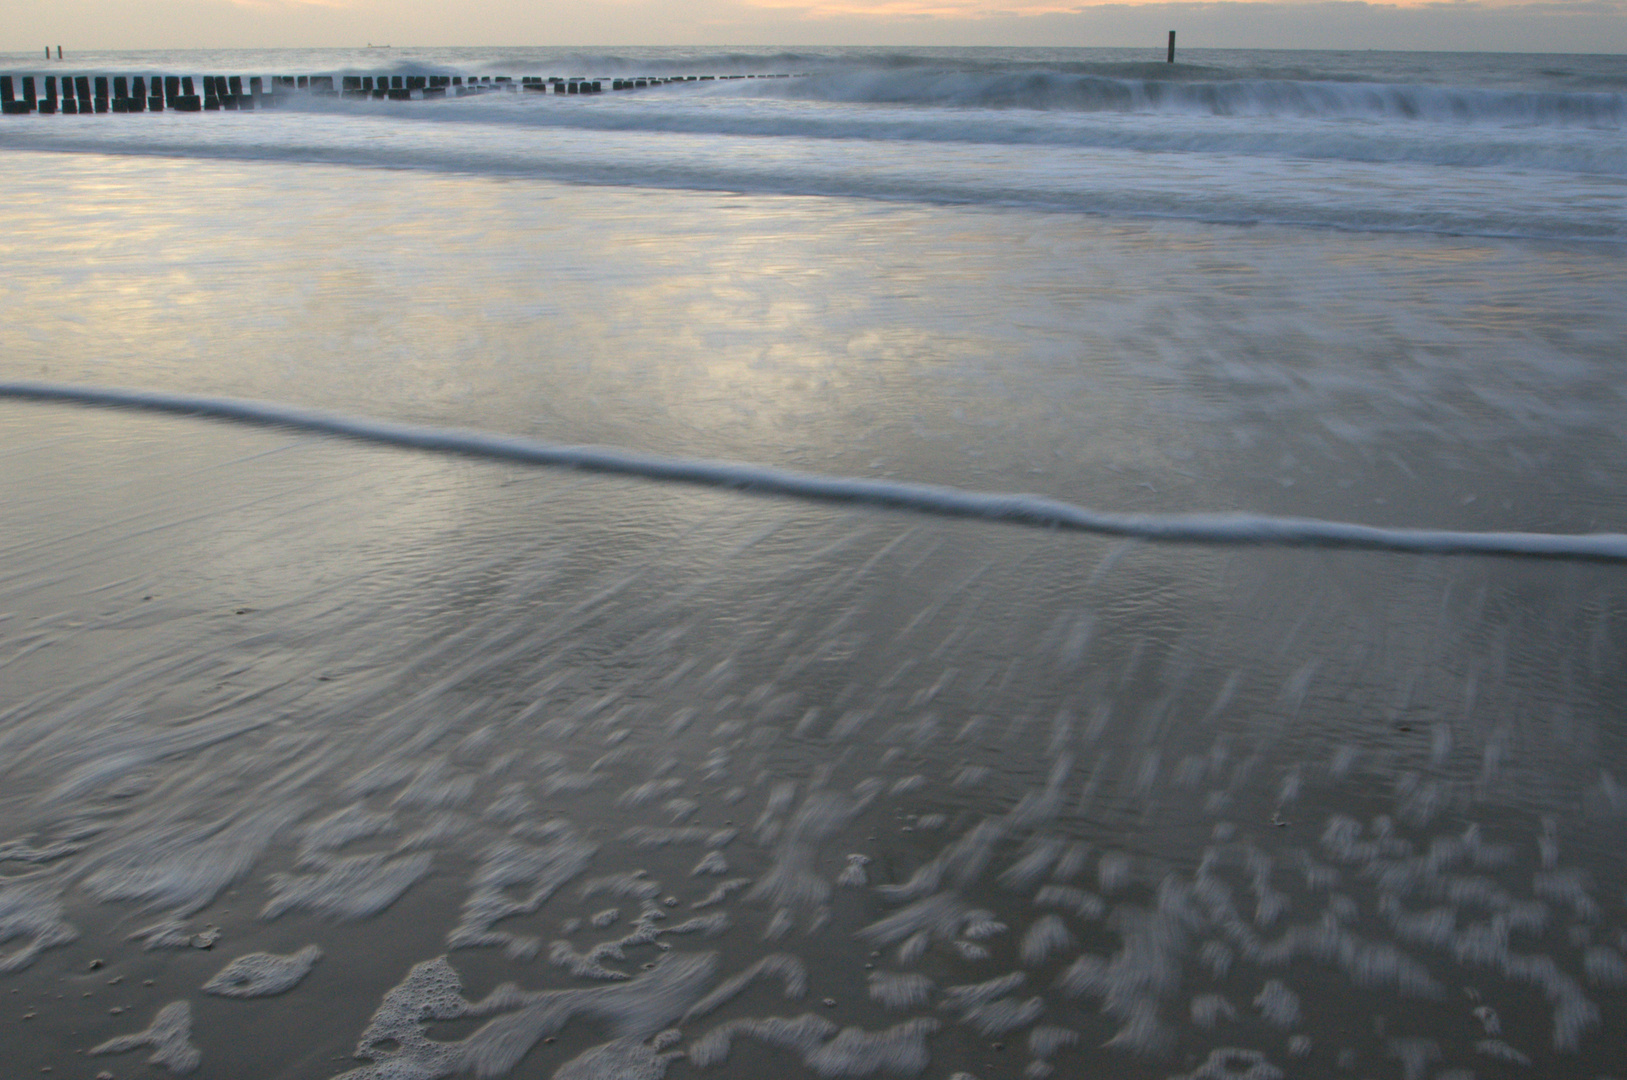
2, 148, 1625, 1078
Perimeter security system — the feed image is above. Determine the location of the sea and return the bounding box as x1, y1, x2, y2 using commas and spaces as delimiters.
1, 45, 1624, 1080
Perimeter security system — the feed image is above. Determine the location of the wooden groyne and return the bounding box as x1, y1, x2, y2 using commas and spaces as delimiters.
0, 72, 795, 115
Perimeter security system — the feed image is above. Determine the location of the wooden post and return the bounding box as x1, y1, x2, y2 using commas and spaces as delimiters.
7, 76, 35, 115
0, 75, 27, 114
1168, 31, 1176, 63
173, 76, 200, 111
41, 75, 57, 113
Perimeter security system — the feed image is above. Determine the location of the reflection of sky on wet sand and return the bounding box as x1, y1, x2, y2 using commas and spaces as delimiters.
4, 151, 1624, 535
1, 152, 1625, 1078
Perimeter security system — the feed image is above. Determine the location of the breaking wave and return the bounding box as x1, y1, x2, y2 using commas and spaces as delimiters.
768, 68, 1627, 128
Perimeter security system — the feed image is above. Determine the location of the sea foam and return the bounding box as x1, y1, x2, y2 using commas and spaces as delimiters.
4, 383, 1625, 562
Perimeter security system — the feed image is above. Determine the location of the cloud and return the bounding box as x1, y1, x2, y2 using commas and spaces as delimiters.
5, 0, 1624, 51
739, 1, 1085, 18
739, 0, 1627, 17
205, 0, 370, 9
729, 0, 1627, 50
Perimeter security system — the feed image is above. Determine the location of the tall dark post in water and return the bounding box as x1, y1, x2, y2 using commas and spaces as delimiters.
0, 75, 25, 115
1168, 31, 1176, 63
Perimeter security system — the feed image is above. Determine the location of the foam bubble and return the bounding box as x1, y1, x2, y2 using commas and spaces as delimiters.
262, 852, 434, 921
1027, 1024, 1079, 1058
961, 995, 1045, 1037
1190, 994, 1236, 1029
1385, 1037, 1441, 1080
837, 854, 871, 888
342, 952, 718, 1080
691, 851, 730, 876
1098, 851, 1133, 893
583, 870, 663, 902
1034, 884, 1105, 919
0, 881, 78, 973
1583, 945, 1627, 987
554, 1036, 679, 1080
89, 1001, 201, 1075
623, 826, 738, 848
1474, 1038, 1532, 1065
450, 828, 598, 957
943, 971, 1025, 1012
692, 878, 752, 908
867, 971, 933, 1010
1252, 979, 1301, 1027
1170, 1048, 1284, 1080
202, 944, 323, 998
619, 778, 688, 807
683, 953, 808, 1021
295, 804, 398, 861
1019, 915, 1074, 966
749, 790, 864, 908
549, 939, 633, 981
864, 890, 979, 951
997, 838, 1064, 892
689, 1013, 940, 1077
81, 800, 309, 915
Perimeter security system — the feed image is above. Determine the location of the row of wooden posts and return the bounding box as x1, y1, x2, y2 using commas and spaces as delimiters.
0, 72, 795, 115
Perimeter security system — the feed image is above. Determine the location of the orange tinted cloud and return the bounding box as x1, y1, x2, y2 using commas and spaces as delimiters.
737, 0, 1606, 16
739, 0, 1085, 14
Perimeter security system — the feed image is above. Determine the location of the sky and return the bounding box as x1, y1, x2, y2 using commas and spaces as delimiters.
4, 0, 1625, 54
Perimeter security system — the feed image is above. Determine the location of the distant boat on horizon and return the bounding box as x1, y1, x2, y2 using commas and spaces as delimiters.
367, 43, 390, 49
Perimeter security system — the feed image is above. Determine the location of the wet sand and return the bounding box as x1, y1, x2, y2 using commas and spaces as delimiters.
3, 398, 1624, 1079
2, 152, 1625, 1079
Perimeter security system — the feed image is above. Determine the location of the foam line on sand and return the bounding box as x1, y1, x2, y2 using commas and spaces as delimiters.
4, 380, 1625, 563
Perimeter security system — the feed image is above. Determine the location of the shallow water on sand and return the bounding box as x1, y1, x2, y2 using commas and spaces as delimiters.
1, 150, 1625, 1079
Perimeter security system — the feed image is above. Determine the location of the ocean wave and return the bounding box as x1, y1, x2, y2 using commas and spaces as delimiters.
327, 92, 1626, 177
4, 382, 1625, 563
761, 69, 1626, 127
6, 121, 1619, 244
